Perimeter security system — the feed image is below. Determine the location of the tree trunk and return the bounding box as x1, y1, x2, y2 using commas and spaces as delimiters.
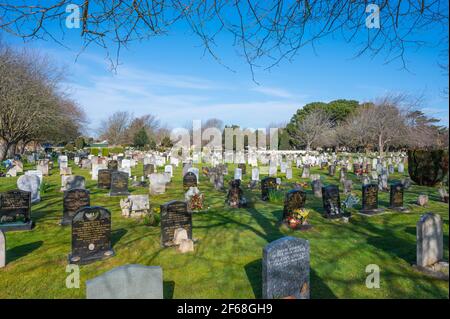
0, 141, 11, 161
378, 134, 384, 158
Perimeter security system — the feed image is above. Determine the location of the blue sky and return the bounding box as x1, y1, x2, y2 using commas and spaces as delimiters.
2, 8, 448, 136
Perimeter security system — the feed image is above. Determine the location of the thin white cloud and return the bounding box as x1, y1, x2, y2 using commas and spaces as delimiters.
251, 86, 295, 99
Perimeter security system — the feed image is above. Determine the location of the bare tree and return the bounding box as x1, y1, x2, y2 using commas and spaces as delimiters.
0, 42, 81, 160
98, 111, 132, 145
0, 1, 447, 78
292, 109, 332, 151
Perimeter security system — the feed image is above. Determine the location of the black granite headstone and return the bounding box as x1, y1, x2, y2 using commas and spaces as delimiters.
361, 184, 382, 215
183, 172, 197, 190
107, 160, 118, 171
322, 185, 343, 218
160, 200, 192, 247
97, 169, 112, 189
62, 189, 90, 226
261, 177, 277, 201
389, 182, 407, 211
68, 206, 114, 264
110, 171, 129, 196
0, 190, 33, 231
283, 189, 306, 220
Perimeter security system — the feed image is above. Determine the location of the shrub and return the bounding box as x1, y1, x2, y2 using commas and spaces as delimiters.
101, 148, 109, 157
90, 148, 99, 156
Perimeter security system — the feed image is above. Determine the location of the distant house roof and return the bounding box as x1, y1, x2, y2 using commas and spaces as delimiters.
90, 142, 109, 147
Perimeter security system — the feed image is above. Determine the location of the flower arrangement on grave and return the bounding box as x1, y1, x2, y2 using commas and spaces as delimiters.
298, 182, 308, 189
286, 208, 310, 229
189, 193, 204, 211
342, 194, 359, 210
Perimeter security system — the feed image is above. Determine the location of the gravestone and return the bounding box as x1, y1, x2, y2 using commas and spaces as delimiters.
160, 201, 192, 247
311, 179, 323, 198
107, 160, 119, 171
282, 189, 306, 220
97, 169, 112, 189
110, 171, 130, 196
86, 265, 163, 299
343, 179, 353, 195
262, 237, 310, 299
389, 182, 408, 211
286, 168, 293, 180
0, 230, 5, 268
234, 168, 242, 180
328, 165, 336, 176
120, 195, 150, 218
17, 175, 40, 204
0, 190, 33, 232
416, 213, 444, 269
261, 177, 277, 201
164, 165, 173, 178
339, 168, 347, 183
143, 164, 154, 178
251, 167, 260, 181
62, 189, 90, 226
322, 185, 344, 218
149, 173, 167, 195
301, 165, 310, 178
398, 163, 404, 173
183, 172, 197, 190
68, 206, 114, 264
226, 179, 247, 208
361, 184, 383, 215
62, 175, 85, 192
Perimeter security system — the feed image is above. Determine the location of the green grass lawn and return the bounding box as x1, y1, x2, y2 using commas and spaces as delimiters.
0, 161, 448, 299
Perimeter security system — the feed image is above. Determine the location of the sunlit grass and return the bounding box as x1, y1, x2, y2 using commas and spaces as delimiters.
0, 161, 448, 298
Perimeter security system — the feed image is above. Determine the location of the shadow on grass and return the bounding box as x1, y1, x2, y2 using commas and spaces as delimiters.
163, 281, 175, 299
7, 240, 43, 263
310, 268, 337, 299
111, 228, 127, 247
244, 259, 262, 298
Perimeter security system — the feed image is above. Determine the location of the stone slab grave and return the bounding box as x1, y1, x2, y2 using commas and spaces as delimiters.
0, 190, 34, 232
17, 174, 41, 204
322, 185, 345, 219
160, 201, 192, 247
61, 189, 90, 226
262, 236, 310, 299
120, 195, 150, 218
68, 206, 114, 265
389, 182, 409, 212
0, 230, 5, 268
414, 213, 448, 280
24, 169, 43, 185
359, 184, 384, 215
86, 264, 163, 299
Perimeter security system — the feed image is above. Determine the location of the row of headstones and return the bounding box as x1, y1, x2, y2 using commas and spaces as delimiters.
3, 210, 442, 297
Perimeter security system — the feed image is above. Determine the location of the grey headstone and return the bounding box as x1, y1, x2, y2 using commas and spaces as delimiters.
17, 175, 41, 204
262, 236, 310, 299
417, 213, 443, 268
86, 264, 163, 299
